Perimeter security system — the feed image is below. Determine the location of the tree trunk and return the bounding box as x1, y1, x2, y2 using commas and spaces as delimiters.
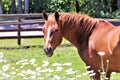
24, 0, 29, 13
0, 0, 3, 14
17, 0, 22, 13
11, 0, 16, 13
75, 0, 79, 13
117, 0, 120, 9
103, 0, 108, 5
110, 0, 117, 12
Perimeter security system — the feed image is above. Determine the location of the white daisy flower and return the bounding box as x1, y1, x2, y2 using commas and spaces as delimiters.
98, 52, 105, 56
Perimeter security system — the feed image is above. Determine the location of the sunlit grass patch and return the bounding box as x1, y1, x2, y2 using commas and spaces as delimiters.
0, 45, 89, 80
0, 38, 120, 80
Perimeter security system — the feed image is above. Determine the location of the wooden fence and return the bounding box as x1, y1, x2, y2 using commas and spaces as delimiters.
0, 13, 120, 46
0, 13, 44, 45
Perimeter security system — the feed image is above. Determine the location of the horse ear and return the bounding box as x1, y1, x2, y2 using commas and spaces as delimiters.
42, 10, 48, 20
55, 11, 59, 21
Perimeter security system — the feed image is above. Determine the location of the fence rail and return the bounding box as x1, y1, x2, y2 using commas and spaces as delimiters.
0, 13, 44, 45
0, 13, 120, 46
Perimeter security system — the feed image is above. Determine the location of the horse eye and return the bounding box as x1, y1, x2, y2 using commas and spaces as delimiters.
50, 29, 58, 36
54, 29, 58, 32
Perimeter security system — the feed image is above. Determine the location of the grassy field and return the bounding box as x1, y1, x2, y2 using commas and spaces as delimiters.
0, 38, 120, 80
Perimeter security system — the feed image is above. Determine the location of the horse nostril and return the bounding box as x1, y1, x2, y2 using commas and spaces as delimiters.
47, 47, 52, 52
44, 47, 53, 53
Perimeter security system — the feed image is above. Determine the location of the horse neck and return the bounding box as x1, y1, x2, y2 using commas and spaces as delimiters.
60, 14, 96, 48
62, 25, 79, 48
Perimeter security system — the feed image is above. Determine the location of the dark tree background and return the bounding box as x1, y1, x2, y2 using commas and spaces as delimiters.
0, 0, 120, 18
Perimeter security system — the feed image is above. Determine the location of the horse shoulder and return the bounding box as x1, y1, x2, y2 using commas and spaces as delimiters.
110, 27, 120, 55
88, 21, 117, 58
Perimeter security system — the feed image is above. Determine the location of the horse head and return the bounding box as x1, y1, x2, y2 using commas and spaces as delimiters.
42, 11, 63, 57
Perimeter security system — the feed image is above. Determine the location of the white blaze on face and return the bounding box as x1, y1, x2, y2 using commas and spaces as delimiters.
46, 26, 51, 45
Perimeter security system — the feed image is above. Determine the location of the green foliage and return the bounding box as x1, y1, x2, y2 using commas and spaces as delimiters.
47, 0, 75, 12
29, 0, 75, 13
110, 10, 120, 19
2, 0, 11, 14
79, 0, 111, 18
29, 0, 47, 13
1, 0, 120, 18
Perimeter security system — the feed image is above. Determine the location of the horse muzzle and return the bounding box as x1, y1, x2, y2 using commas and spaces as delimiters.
44, 47, 53, 57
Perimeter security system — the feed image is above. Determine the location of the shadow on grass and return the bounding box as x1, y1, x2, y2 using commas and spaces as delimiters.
0, 45, 43, 50
0, 44, 72, 50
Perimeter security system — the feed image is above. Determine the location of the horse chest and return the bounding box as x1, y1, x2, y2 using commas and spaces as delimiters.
78, 46, 101, 70
78, 45, 96, 62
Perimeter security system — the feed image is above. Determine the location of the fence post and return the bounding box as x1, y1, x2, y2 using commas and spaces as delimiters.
17, 17, 21, 45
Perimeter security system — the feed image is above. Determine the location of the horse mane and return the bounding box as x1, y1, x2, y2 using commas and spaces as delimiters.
59, 13, 100, 36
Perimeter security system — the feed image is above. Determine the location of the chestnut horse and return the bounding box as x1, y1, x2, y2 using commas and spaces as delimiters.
42, 11, 120, 80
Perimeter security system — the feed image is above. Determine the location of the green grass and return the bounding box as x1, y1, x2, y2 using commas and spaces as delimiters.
0, 38, 119, 80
